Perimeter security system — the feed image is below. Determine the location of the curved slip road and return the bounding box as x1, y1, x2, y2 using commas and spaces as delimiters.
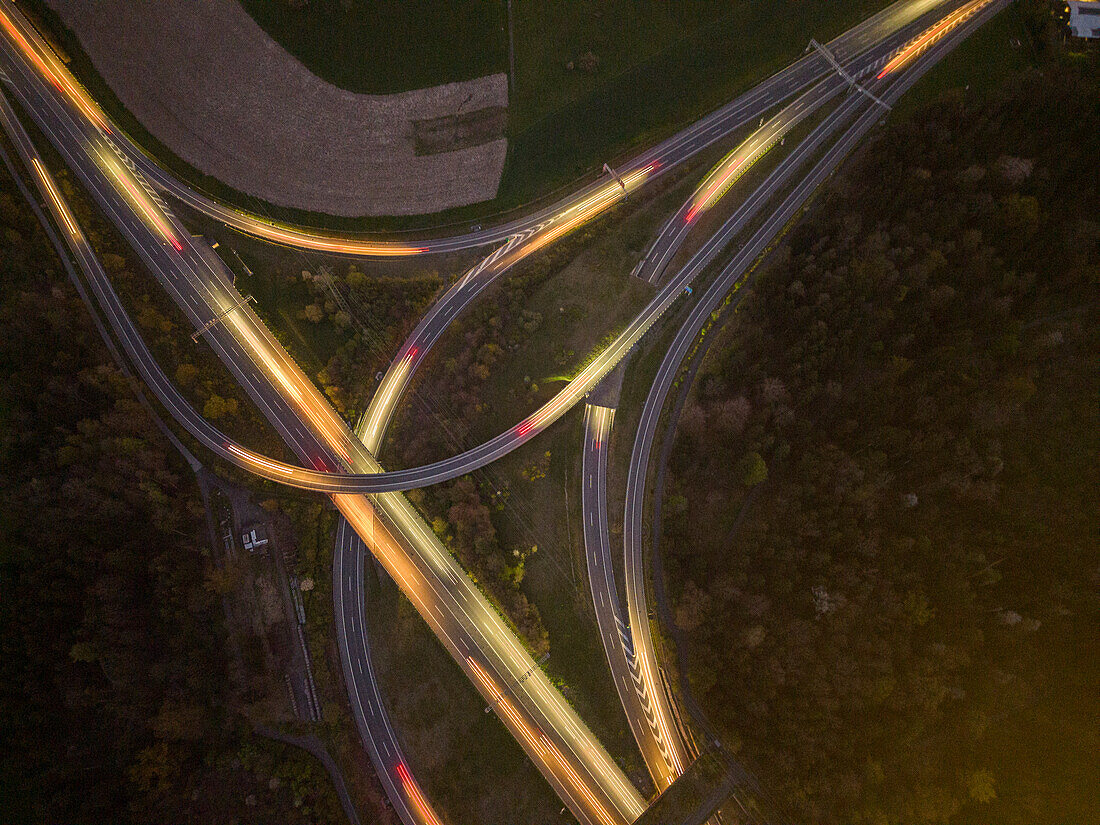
0, 49, 649, 825
619, 2, 1008, 815
3, 0, 960, 258
0, 1, 1004, 822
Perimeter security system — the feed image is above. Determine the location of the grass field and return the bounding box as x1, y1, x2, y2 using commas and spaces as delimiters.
366, 563, 565, 825
238, 0, 507, 94
890, 3, 1036, 119
500, 0, 895, 203
25, 0, 906, 227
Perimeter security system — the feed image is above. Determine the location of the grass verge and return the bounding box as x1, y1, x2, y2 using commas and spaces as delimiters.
366, 560, 565, 825
889, 3, 1036, 120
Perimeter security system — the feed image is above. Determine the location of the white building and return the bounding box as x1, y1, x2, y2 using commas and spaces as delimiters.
1067, 1, 1100, 39
241, 525, 269, 553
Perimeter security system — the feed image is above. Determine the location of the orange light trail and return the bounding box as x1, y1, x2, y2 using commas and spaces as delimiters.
395, 763, 444, 825
468, 657, 547, 756
541, 735, 619, 825
249, 221, 428, 257
0, 7, 111, 133
877, 0, 993, 78
468, 656, 620, 825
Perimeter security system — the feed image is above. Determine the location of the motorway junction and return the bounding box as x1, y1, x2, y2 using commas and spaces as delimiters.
0, 1, 1012, 823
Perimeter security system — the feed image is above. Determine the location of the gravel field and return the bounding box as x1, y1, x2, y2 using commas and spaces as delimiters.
47, 0, 508, 216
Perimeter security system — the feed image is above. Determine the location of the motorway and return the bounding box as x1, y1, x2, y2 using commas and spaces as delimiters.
0, 0, 1005, 822
582, 403, 686, 791
615, 0, 1007, 812
81, 0, 957, 260
0, 21, 653, 825
0, 0, 979, 497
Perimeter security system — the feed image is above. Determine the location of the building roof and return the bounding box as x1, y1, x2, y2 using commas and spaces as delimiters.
1068, 1, 1100, 39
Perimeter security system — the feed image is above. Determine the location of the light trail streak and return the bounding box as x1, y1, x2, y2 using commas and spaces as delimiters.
395, 763, 444, 825
360, 345, 418, 448
469, 655, 623, 825
686, 123, 789, 223
541, 735, 619, 825
241, 219, 428, 257
0, 6, 111, 133
226, 442, 294, 475
31, 157, 78, 236
877, 0, 993, 77
636, 633, 684, 777
220, 309, 354, 466
95, 147, 182, 250
510, 164, 657, 263
224, 312, 303, 403
468, 657, 547, 757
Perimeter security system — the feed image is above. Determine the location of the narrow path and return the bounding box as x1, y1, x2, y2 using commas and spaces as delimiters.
253, 723, 363, 825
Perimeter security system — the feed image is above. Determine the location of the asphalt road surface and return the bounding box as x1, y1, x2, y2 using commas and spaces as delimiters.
0, 0, 1006, 821
619, 3, 1007, 814
0, 36, 648, 825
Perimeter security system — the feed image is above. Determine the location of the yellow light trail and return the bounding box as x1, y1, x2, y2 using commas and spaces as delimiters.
0, 6, 112, 134
0, 5, 428, 259
95, 147, 182, 250
687, 119, 792, 224
541, 735, 619, 825
226, 443, 294, 475
360, 345, 416, 449
229, 311, 355, 465
637, 633, 684, 778
506, 164, 657, 264
31, 157, 78, 236
687, 153, 753, 223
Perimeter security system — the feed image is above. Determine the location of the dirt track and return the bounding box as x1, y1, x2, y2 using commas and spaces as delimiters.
48, 0, 508, 216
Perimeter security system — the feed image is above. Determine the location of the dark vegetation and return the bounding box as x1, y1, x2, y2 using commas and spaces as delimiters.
387, 216, 651, 657
662, 45, 1099, 825
0, 167, 344, 821
271, 263, 441, 422
239, 0, 506, 95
